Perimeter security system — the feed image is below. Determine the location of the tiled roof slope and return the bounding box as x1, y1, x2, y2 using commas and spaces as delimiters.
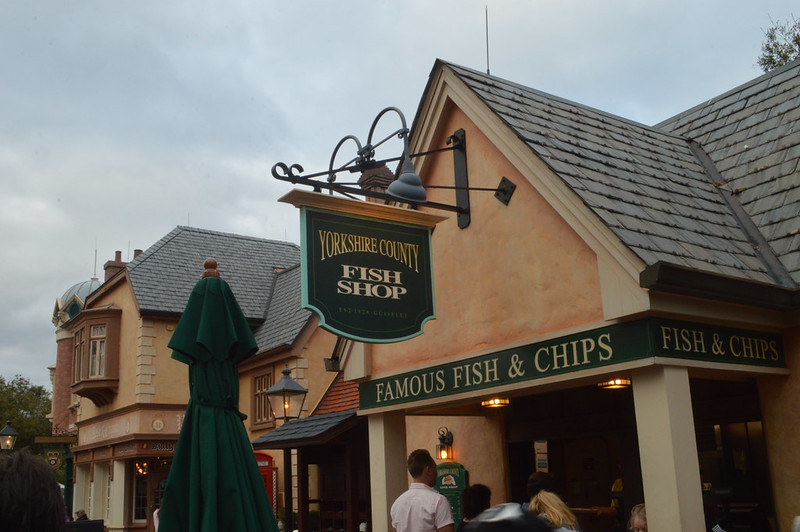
127, 226, 300, 320
444, 62, 798, 287
253, 264, 312, 352
656, 59, 800, 284
312, 372, 359, 416
252, 410, 358, 447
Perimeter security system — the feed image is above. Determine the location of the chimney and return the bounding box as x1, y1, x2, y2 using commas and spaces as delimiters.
358, 164, 395, 201
103, 250, 127, 282
133, 249, 143, 258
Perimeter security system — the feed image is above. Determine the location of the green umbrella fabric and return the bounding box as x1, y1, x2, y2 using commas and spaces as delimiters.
158, 272, 278, 532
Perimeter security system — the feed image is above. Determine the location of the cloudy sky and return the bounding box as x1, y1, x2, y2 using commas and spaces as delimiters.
1, 1, 795, 388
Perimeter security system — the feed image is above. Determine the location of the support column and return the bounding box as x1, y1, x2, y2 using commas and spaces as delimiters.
368, 411, 407, 532
107, 460, 127, 531
73, 463, 90, 520
632, 365, 704, 532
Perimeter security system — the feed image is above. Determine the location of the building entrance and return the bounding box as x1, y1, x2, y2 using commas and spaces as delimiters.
506, 377, 774, 532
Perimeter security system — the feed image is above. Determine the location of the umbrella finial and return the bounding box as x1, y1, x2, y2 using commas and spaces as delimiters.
201, 258, 221, 278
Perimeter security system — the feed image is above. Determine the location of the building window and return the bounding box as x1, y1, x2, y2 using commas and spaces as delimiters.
89, 325, 106, 377
251, 370, 274, 428
73, 328, 85, 383
133, 462, 148, 522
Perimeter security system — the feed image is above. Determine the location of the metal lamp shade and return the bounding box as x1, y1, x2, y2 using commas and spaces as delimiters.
386, 159, 427, 203
0, 421, 16, 450
266, 367, 308, 421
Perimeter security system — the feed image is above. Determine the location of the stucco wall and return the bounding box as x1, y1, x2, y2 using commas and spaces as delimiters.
406, 414, 509, 505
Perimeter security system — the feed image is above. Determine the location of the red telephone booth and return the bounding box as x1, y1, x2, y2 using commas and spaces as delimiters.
253, 451, 277, 513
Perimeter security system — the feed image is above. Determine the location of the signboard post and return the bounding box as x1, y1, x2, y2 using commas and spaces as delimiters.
436, 462, 468, 525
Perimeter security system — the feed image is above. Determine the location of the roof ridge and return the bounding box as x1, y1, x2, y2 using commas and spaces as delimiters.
126, 226, 183, 272
655, 58, 800, 128
442, 61, 685, 140
174, 225, 300, 249
687, 140, 796, 288
128, 226, 300, 272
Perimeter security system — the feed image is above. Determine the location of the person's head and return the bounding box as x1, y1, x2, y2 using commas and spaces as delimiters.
528, 490, 579, 530
629, 504, 646, 532
526, 472, 554, 499
461, 484, 492, 520
0, 450, 67, 532
75, 509, 86, 518
407, 449, 437, 486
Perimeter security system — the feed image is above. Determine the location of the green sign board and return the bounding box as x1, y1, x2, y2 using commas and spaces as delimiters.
359, 318, 784, 410
300, 207, 436, 343
436, 462, 467, 525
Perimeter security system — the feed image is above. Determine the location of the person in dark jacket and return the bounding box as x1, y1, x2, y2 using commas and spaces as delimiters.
456, 484, 491, 532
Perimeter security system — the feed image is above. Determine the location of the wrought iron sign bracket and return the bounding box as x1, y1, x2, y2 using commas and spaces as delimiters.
271, 107, 516, 229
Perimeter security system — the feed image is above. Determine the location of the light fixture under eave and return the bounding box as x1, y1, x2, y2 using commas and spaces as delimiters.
597, 378, 631, 389
481, 397, 510, 408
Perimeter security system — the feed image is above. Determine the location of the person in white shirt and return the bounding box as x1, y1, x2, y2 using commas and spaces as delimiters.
391, 449, 454, 532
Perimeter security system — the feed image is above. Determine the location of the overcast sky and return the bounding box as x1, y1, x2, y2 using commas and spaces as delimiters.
1, 1, 795, 388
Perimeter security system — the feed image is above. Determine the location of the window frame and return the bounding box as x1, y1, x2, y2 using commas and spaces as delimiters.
250, 368, 276, 430
89, 324, 107, 377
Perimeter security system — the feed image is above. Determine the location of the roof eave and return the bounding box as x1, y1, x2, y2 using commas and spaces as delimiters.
640, 262, 800, 311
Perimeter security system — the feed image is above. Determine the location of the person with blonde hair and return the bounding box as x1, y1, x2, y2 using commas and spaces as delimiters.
528, 490, 580, 531
628, 504, 646, 532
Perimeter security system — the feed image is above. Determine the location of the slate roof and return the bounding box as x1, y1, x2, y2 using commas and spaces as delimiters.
251, 410, 359, 449
126, 226, 301, 321
441, 61, 800, 290
253, 264, 312, 353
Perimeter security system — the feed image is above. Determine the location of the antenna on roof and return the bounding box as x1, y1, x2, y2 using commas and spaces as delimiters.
485, 5, 491, 75
93, 238, 98, 279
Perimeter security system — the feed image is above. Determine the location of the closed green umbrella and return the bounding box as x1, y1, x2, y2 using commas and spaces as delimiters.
158, 259, 278, 532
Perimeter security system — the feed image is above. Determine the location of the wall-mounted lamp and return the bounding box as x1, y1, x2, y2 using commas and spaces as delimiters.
597, 378, 631, 389
481, 397, 510, 408
272, 107, 516, 229
436, 427, 454, 461
265, 366, 309, 422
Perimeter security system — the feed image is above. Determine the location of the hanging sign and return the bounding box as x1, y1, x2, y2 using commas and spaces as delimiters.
283, 190, 446, 343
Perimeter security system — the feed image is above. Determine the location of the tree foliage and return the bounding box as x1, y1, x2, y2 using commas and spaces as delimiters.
0, 375, 52, 451
758, 15, 800, 72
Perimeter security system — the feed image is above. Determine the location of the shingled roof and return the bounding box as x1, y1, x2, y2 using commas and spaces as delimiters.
439, 60, 799, 299
126, 226, 300, 321
253, 263, 312, 352
656, 60, 800, 285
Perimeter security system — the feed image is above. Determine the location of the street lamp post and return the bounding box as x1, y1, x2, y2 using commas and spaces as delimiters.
0, 420, 17, 450
264, 366, 308, 532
